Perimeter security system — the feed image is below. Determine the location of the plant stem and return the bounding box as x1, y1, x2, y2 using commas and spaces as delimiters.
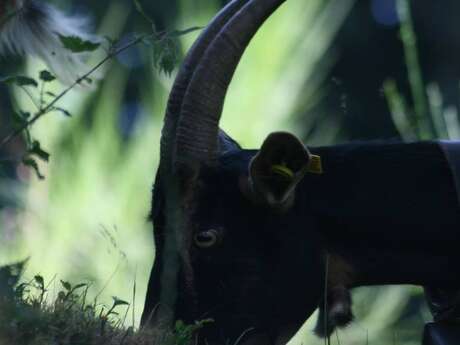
396, 0, 433, 139
19, 86, 40, 111
0, 33, 151, 149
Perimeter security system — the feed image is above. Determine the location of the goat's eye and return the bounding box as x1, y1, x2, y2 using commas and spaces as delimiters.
194, 229, 219, 248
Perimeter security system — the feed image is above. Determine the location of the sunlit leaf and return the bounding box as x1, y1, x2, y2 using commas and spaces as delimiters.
21, 111, 31, 119
60, 280, 72, 291
22, 157, 45, 180
39, 70, 56, 82
153, 38, 178, 76
1, 76, 38, 87
72, 283, 88, 291
53, 107, 72, 117
34, 275, 45, 288
111, 296, 129, 307
29, 140, 50, 162
169, 26, 203, 37
58, 34, 100, 53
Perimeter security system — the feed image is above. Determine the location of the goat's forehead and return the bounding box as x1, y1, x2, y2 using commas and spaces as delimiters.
192, 175, 247, 221
193, 153, 251, 198
194, 149, 257, 193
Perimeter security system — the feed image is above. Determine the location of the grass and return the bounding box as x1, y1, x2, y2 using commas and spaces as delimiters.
0, 260, 212, 345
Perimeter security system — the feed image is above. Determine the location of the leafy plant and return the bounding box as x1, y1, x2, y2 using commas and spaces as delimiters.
0, 261, 208, 345
0, 0, 201, 179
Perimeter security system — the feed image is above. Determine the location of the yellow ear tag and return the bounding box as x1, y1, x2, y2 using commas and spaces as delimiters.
307, 155, 323, 174
271, 164, 295, 180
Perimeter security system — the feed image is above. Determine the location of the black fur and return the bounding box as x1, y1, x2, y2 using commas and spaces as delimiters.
143, 140, 460, 344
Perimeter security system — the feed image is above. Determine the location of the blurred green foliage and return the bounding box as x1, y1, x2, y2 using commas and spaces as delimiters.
385, 0, 460, 142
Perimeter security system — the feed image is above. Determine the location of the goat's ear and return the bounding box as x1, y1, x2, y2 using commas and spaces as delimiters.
248, 132, 322, 209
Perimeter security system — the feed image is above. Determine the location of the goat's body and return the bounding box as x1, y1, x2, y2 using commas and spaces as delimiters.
305, 141, 460, 287
228, 140, 460, 287
184, 140, 460, 343
146, 138, 460, 343
291, 140, 460, 338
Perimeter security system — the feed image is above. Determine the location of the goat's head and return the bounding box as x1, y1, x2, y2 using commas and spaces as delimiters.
142, 1, 326, 343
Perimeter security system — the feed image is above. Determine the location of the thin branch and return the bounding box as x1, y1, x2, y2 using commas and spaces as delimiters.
1, 24, 202, 149
0, 33, 151, 148
39, 81, 45, 108
19, 86, 40, 111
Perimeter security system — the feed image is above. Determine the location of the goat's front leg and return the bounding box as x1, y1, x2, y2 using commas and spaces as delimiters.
314, 285, 353, 338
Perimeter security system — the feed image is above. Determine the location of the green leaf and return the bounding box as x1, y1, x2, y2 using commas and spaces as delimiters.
22, 157, 45, 180
14, 282, 30, 300
73, 283, 87, 290
1, 75, 38, 87
169, 26, 203, 38
58, 34, 100, 53
53, 107, 72, 117
173, 319, 213, 345
111, 296, 129, 307
39, 70, 56, 82
153, 38, 179, 76
28, 140, 50, 162
60, 280, 72, 291
46, 91, 56, 97
71, 283, 88, 294
0, 259, 28, 299
34, 275, 44, 288
21, 111, 31, 119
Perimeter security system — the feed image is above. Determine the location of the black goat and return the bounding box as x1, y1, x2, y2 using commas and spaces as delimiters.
141, 0, 460, 344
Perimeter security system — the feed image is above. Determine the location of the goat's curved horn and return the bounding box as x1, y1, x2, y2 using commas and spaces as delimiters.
175, 0, 286, 167
160, 0, 248, 173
